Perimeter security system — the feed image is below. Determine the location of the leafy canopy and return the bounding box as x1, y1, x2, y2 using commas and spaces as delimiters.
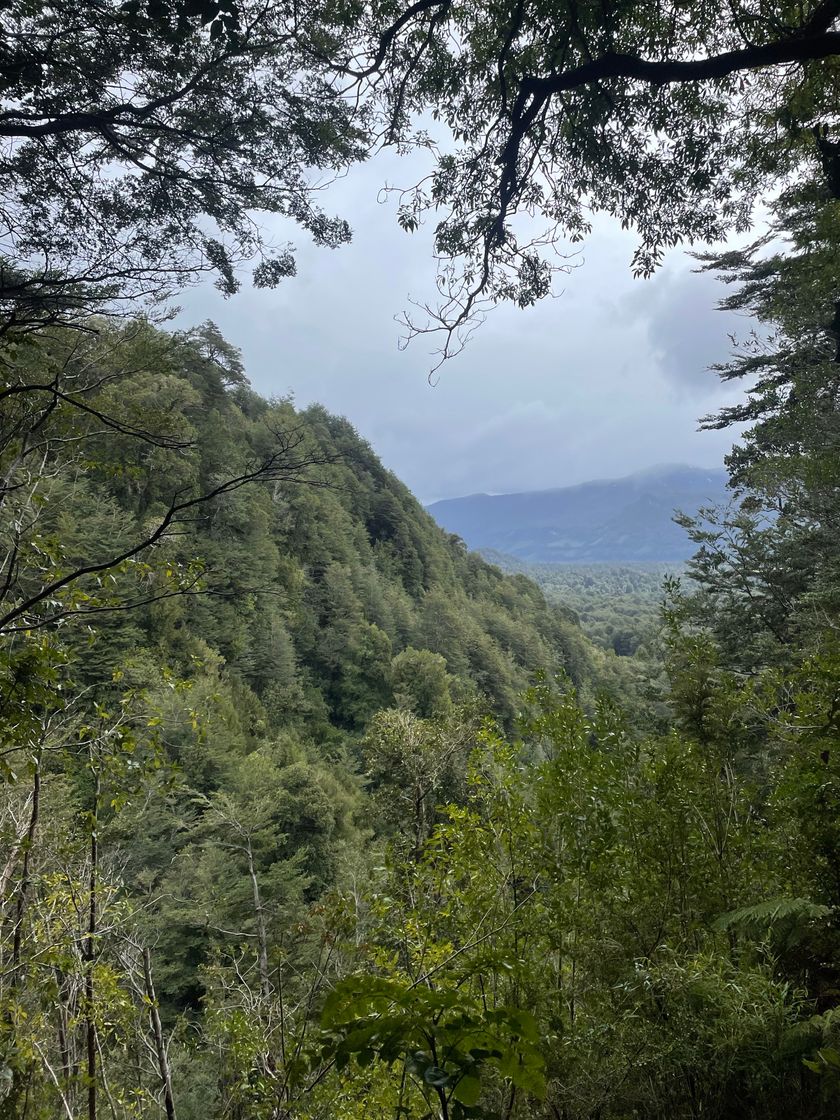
0, 0, 364, 329
6, 1, 840, 356
338, 0, 840, 361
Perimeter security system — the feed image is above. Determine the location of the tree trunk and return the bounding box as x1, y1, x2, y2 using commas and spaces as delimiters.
11, 759, 40, 972
85, 768, 100, 1120
246, 840, 271, 1002
142, 949, 177, 1120
0, 758, 42, 1120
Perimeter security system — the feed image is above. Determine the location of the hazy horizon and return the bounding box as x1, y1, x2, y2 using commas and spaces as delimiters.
425, 461, 729, 506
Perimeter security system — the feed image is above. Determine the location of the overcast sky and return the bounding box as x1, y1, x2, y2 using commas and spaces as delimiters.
176, 150, 753, 504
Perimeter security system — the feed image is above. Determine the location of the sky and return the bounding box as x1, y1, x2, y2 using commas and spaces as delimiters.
176, 149, 754, 505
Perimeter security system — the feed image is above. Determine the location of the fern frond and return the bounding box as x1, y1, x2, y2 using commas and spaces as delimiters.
715, 897, 831, 945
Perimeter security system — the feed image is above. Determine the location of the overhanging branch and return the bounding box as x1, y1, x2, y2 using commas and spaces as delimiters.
523, 29, 840, 97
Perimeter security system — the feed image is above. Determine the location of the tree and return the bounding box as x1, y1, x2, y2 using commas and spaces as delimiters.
675, 169, 840, 667
392, 646, 452, 718
0, 0, 364, 330
363, 705, 477, 852
335, 0, 840, 363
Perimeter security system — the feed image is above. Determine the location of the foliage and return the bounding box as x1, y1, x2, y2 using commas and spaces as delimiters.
0, 0, 364, 328
677, 174, 840, 669
6, 14, 840, 1112
494, 559, 676, 655
6, 1, 840, 360
312, 673, 840, 1119
320, 976, 545, 1119
0, 316, 617, 1119
330, 0, 840, 361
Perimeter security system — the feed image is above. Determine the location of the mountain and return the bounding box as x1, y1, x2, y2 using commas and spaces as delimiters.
427, 464, 730, 563
34, 319, 611, 737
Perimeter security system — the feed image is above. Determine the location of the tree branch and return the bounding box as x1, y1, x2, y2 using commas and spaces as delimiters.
522, 29, 840, 98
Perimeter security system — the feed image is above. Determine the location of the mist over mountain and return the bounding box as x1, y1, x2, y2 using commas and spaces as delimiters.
427, 464, 730, 563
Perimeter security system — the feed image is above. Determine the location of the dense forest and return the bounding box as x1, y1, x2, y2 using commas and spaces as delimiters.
480, 557, 675, 657
3, 3, 840, 1120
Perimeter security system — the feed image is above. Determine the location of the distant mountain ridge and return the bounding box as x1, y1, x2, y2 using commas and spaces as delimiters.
427, 464, 729, 563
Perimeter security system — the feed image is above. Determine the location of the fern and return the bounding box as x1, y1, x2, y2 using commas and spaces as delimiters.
715, 896, 831, 948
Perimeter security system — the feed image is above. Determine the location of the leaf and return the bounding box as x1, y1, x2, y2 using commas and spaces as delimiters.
452, 1074, 481, 1106
817, 1047, 840, 1070
714, 897, 830, 948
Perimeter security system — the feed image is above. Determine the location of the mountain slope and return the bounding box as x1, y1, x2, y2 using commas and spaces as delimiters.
53, 320, 610, 735
427, 465, 729, 562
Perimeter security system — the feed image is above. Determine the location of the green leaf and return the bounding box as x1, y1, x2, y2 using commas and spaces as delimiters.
452, 1074, 481, 1106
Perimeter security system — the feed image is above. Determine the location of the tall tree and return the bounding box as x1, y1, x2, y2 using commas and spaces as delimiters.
675, 170, 840, 667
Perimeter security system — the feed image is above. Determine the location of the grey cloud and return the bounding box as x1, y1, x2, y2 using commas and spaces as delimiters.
621, 266, 744, 396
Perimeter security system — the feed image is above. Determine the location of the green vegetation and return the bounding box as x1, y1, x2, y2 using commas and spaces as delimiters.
483, 557, 678, 657
3, 298, 840, 1118
4, 4, 840, 1120
0, 317, 617, 1118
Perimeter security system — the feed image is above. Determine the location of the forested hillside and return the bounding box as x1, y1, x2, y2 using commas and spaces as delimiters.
0, 318, 643, 1119
4, 297, 840, 1119
3, 318, 598, 734
4, 3, 840, 1120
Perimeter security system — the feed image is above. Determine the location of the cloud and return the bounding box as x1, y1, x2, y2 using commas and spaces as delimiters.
621, 265, 744, 396
174, 155, 753, 501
